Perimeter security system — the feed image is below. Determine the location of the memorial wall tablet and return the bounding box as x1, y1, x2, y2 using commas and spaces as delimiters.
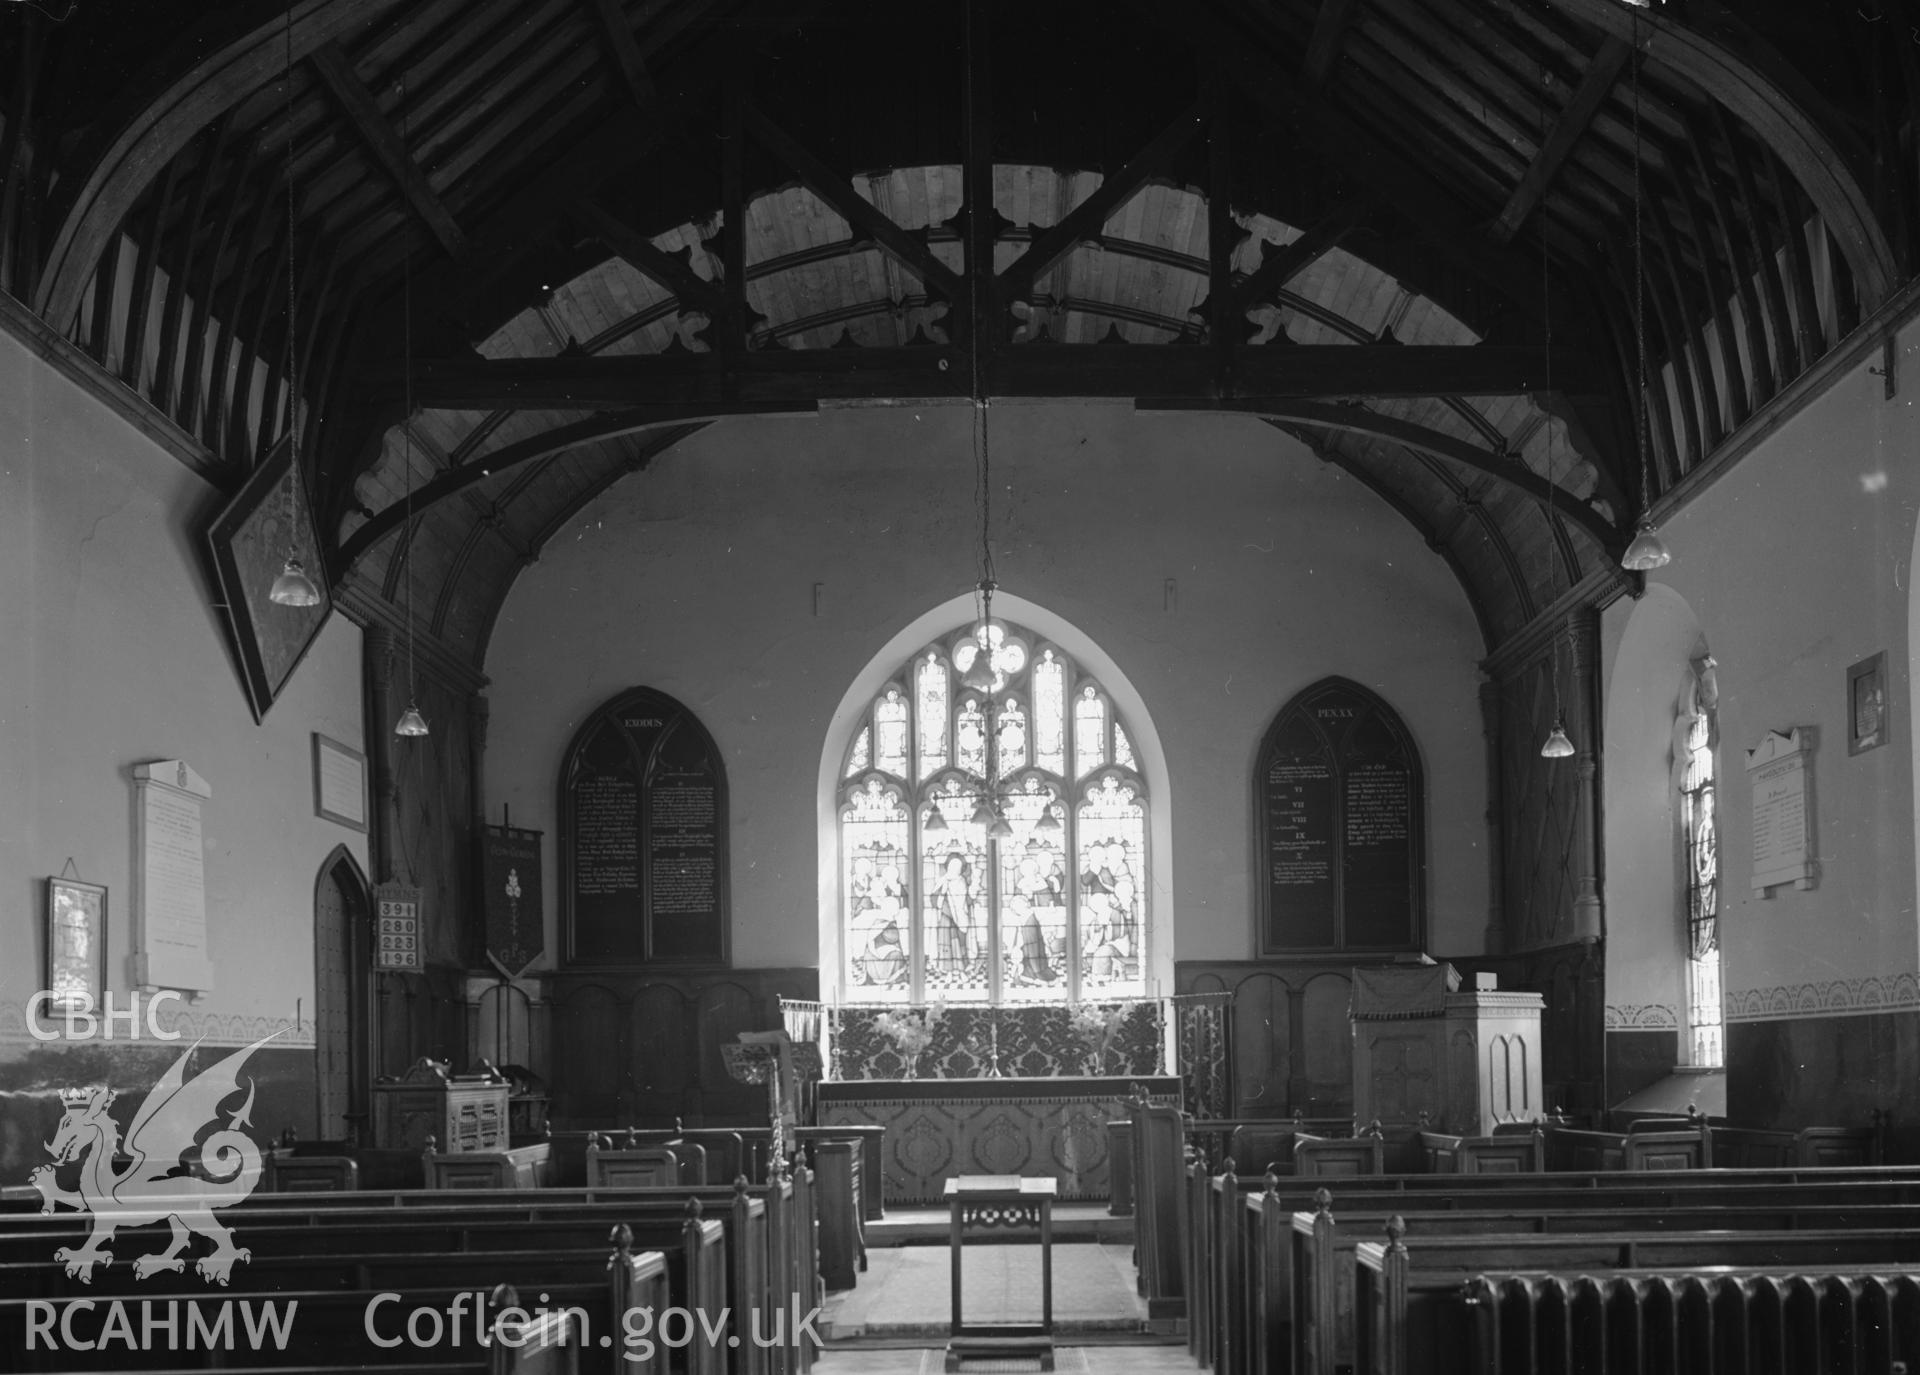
562, 688, 729, 965
1256, 677, 1424, 956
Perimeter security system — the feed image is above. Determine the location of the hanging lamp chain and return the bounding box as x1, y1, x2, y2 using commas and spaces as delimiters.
1632, 22, 1651, 518
283, 7, 298, 490
1541, 75, 1563, 721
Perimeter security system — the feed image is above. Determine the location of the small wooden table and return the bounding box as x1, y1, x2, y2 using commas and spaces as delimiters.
943, 1175, 1058, 1372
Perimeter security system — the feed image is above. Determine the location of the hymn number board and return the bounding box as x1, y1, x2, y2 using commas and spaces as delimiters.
562, 687, 729, 966
1257, 678, 1425, 956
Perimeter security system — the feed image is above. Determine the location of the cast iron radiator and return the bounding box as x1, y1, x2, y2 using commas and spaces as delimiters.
1464, 1270, 1920, 1374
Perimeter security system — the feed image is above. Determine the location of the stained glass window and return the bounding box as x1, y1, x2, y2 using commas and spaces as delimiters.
1076, 774, 1146, 995
1033, 651, 1066, 774
875, 687, 909, 778
1680, 657, 1722, 1068
838, 619, 1148, 1001
916, 652, 949, 780
842, 779, 911, 996
1074, 686, 1107, 780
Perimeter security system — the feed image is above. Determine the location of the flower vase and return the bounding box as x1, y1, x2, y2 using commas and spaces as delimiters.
900, 1053, 918, 1081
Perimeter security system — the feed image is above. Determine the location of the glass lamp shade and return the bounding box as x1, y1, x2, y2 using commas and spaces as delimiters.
394, 702, 430, 737
1035, 803, 1062, 832
1620, 519, 1673, 571
960, 657, 995, 693
987, 809, 1014, 840
924, 805, 948, 833
1540, 715, 1575, 759
268, 556, 322, 607
969, 797, 998, 828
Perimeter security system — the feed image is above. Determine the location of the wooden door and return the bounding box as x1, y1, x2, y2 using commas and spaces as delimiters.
314, 849, 370, 1139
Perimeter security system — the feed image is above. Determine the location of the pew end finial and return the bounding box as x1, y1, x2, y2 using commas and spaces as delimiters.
610, 1222, 634, 1255
1313, 1187, 1334, 1217
1263, 1170, 1281, 1198
1385, 1214, 1407, 1251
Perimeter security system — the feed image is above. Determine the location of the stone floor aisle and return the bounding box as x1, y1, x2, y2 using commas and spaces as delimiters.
815, 1241, 1193, 1374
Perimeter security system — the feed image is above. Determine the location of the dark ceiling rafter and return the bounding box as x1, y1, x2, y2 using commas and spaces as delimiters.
1490, 37, 1630, 247
1303, 0, 1363, 90
739, 101, 965, 307
308, 40, 469, 263
35, 0, 394, 334
397, 342, 1609, 412
1546, 0, 1896, 310
994, 100, 1208, 310
1223, 201, 1369, 324
7, 0, 1908, 674
583, 0, 656, 108
573, 199, 727, 324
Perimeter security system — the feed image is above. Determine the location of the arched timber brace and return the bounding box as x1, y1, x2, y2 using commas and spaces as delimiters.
34, 0, 388, 334
1550, 0, 1896, 309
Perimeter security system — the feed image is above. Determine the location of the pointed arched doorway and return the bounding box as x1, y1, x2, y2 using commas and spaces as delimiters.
314, 845, 373, 1141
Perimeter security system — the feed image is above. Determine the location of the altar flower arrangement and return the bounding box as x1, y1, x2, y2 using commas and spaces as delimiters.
872, 1004, 945, 1078
1067, 1000, 1133, 1075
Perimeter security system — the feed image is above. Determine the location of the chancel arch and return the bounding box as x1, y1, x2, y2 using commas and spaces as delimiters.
818, 592, 1172, 1002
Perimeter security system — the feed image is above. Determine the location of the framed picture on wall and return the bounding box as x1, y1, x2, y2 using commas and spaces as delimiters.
205, 438, 333, 724
312, 733, 368, 831
1848, 651, 1889, 755
46, 877, 106, 1012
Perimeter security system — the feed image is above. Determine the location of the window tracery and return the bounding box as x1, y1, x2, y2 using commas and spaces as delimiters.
839, 621, 1147, 1002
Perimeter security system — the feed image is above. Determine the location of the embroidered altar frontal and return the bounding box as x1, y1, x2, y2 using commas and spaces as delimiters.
818, 1075, 1181, 1206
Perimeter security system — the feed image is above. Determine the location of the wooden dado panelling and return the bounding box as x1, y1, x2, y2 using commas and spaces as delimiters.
549, 969, 818, 1127
1175, 960, 1356, 1118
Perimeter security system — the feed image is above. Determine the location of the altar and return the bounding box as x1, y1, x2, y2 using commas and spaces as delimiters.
818, 1075, 1182, 1208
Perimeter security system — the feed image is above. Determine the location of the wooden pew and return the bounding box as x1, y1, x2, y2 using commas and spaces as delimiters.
0, 1221, 689, 1375
0, 1175, 813, 1375
802, 1139, 865, 1292
1130, 1098, 1187, 1320
790, 1125, 884, 1219
1294, 1133, 1386, 1177
539, 1129, 716, 1188
1713, 1123, 1881, 1168
1540, 1123, 1712, 1172
1416, 1130, 1543, 1174
1225, 1178, 1920, 1375
423, 1138, 552, 1189
262, 1147, 360, 1192
584, 1137, 682, 1188
1338, 1215, 1920, 1375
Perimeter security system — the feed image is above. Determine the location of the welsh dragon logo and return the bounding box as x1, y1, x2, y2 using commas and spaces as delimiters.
29, 1033, 279, 1285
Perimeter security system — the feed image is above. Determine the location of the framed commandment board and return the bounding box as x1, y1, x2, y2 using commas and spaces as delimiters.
205, 439, 332, 723
1256, 676, 1426, 956
560, 687, 730, 966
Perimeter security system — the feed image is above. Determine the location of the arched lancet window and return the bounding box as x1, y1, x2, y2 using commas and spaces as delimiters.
840, 622, 1148, 1002
1678, 655, 1722, 1067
